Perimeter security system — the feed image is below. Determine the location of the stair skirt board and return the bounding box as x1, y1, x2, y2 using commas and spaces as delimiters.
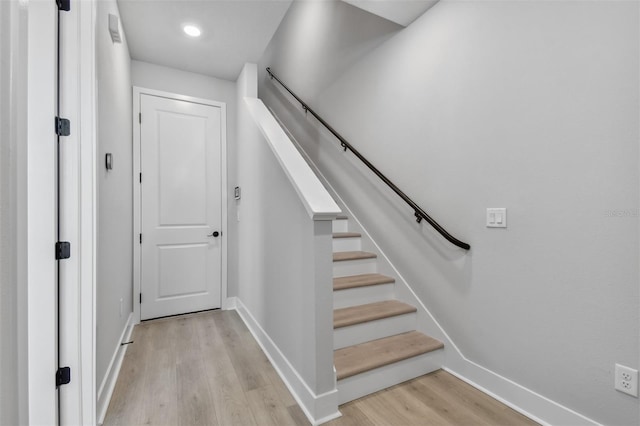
333, 258, 377, 276
337, 351, 444, 405
334, 312, 416, 349
333, 283, 395, 309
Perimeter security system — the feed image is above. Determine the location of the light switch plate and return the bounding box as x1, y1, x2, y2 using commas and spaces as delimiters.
487, 208, 507, 228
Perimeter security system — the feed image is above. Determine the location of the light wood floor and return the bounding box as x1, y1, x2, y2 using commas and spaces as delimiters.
104, 310, 538, 426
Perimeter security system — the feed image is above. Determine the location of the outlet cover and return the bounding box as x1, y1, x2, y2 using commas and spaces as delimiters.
615, 364, 638, 397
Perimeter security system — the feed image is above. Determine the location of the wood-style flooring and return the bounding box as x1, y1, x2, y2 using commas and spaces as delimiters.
103, 310, 538, 426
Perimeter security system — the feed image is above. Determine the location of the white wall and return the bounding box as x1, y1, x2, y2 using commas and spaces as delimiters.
0, 0, 27, 423
235, 64, 339, 423
131, 60, 239, 298
259, 1, 639, 425
96, 0, 133, 388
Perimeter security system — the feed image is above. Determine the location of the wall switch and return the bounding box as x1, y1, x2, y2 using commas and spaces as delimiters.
487, 208, 507, 228
615, 364, 638, 397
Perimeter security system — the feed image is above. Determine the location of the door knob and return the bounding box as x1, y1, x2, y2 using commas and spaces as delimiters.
208, 231, 220, 238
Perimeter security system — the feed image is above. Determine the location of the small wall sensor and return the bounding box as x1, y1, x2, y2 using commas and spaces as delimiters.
105, 153, 113, 170
109, 14, 122, 43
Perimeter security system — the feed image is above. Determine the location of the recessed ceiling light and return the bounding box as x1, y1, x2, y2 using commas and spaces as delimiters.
183, 24, 201, 37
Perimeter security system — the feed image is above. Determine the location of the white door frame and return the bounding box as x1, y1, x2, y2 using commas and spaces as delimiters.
133, 87, 228, 324
23, 0, 97, 424
25, 1, 57, 423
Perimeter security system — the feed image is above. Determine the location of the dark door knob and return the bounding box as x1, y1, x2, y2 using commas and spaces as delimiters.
208, 231, 220, 238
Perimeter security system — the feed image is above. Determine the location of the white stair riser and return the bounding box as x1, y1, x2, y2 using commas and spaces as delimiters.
332, 237, 361, 252
334, 312, 416, 349
333, 258, 377, 277
337, 350, 444, 405
333, 283, 395, 309
332, 219, 349, 233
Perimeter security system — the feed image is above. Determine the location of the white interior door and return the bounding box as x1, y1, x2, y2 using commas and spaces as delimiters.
140, 94, 222, 320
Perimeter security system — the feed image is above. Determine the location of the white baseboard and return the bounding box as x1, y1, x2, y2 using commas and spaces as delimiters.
97, 313, 135, 425
268, 107, 601, 426
234, 298, 341, 425
222, 296, 237, 310
444, 362, 602, 426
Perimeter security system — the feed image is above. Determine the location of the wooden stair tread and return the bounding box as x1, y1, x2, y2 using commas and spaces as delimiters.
334, 331, 444, 381
333, 273, 395, 291
333, 232, 362, 239
333, 251, 377, 262
334, 300, 416, 329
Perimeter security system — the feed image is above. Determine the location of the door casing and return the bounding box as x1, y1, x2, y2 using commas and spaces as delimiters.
133, 86, 228, 324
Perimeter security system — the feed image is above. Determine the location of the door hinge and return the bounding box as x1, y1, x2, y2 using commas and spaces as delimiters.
139, 233, 142, 244
139, 113, 141, 124
139, 293, 142, 304
55, 117, 70, 136
139, 173, 142, 183
56, 366, 71, 387
55, 241, 71, 260
56, 0, 70, 11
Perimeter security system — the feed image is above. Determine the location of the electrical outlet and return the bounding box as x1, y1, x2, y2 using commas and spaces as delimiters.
615, 364, 638, 397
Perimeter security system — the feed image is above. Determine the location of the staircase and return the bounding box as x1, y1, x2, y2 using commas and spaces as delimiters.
331, 215, 444, 404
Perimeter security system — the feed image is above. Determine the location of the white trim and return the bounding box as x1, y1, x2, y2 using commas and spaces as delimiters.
244, 97, 341, 221
132, 87, 228, 324
234, 299, 341, 426
222, 296, 237, 310
77, 1, 98, 423
26, 1, 58, 422
96, 313, 134, 425
268, 106, 601, 426
443, 365, 602, 426
13, 0, 29, 421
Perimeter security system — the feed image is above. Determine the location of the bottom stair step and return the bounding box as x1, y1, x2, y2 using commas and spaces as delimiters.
335, 331, 444, 381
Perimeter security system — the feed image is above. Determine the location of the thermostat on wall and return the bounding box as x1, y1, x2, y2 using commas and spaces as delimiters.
109, 14, 122, 43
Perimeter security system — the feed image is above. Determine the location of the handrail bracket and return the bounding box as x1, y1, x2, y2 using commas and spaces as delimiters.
265, 67, 470, 250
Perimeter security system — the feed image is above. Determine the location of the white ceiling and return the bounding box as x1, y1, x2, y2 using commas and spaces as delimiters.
117, 0, 293, 81
343, 0, 439, 27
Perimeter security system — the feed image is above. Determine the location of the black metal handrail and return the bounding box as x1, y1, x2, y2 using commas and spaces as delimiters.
266, 67, 470, 250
